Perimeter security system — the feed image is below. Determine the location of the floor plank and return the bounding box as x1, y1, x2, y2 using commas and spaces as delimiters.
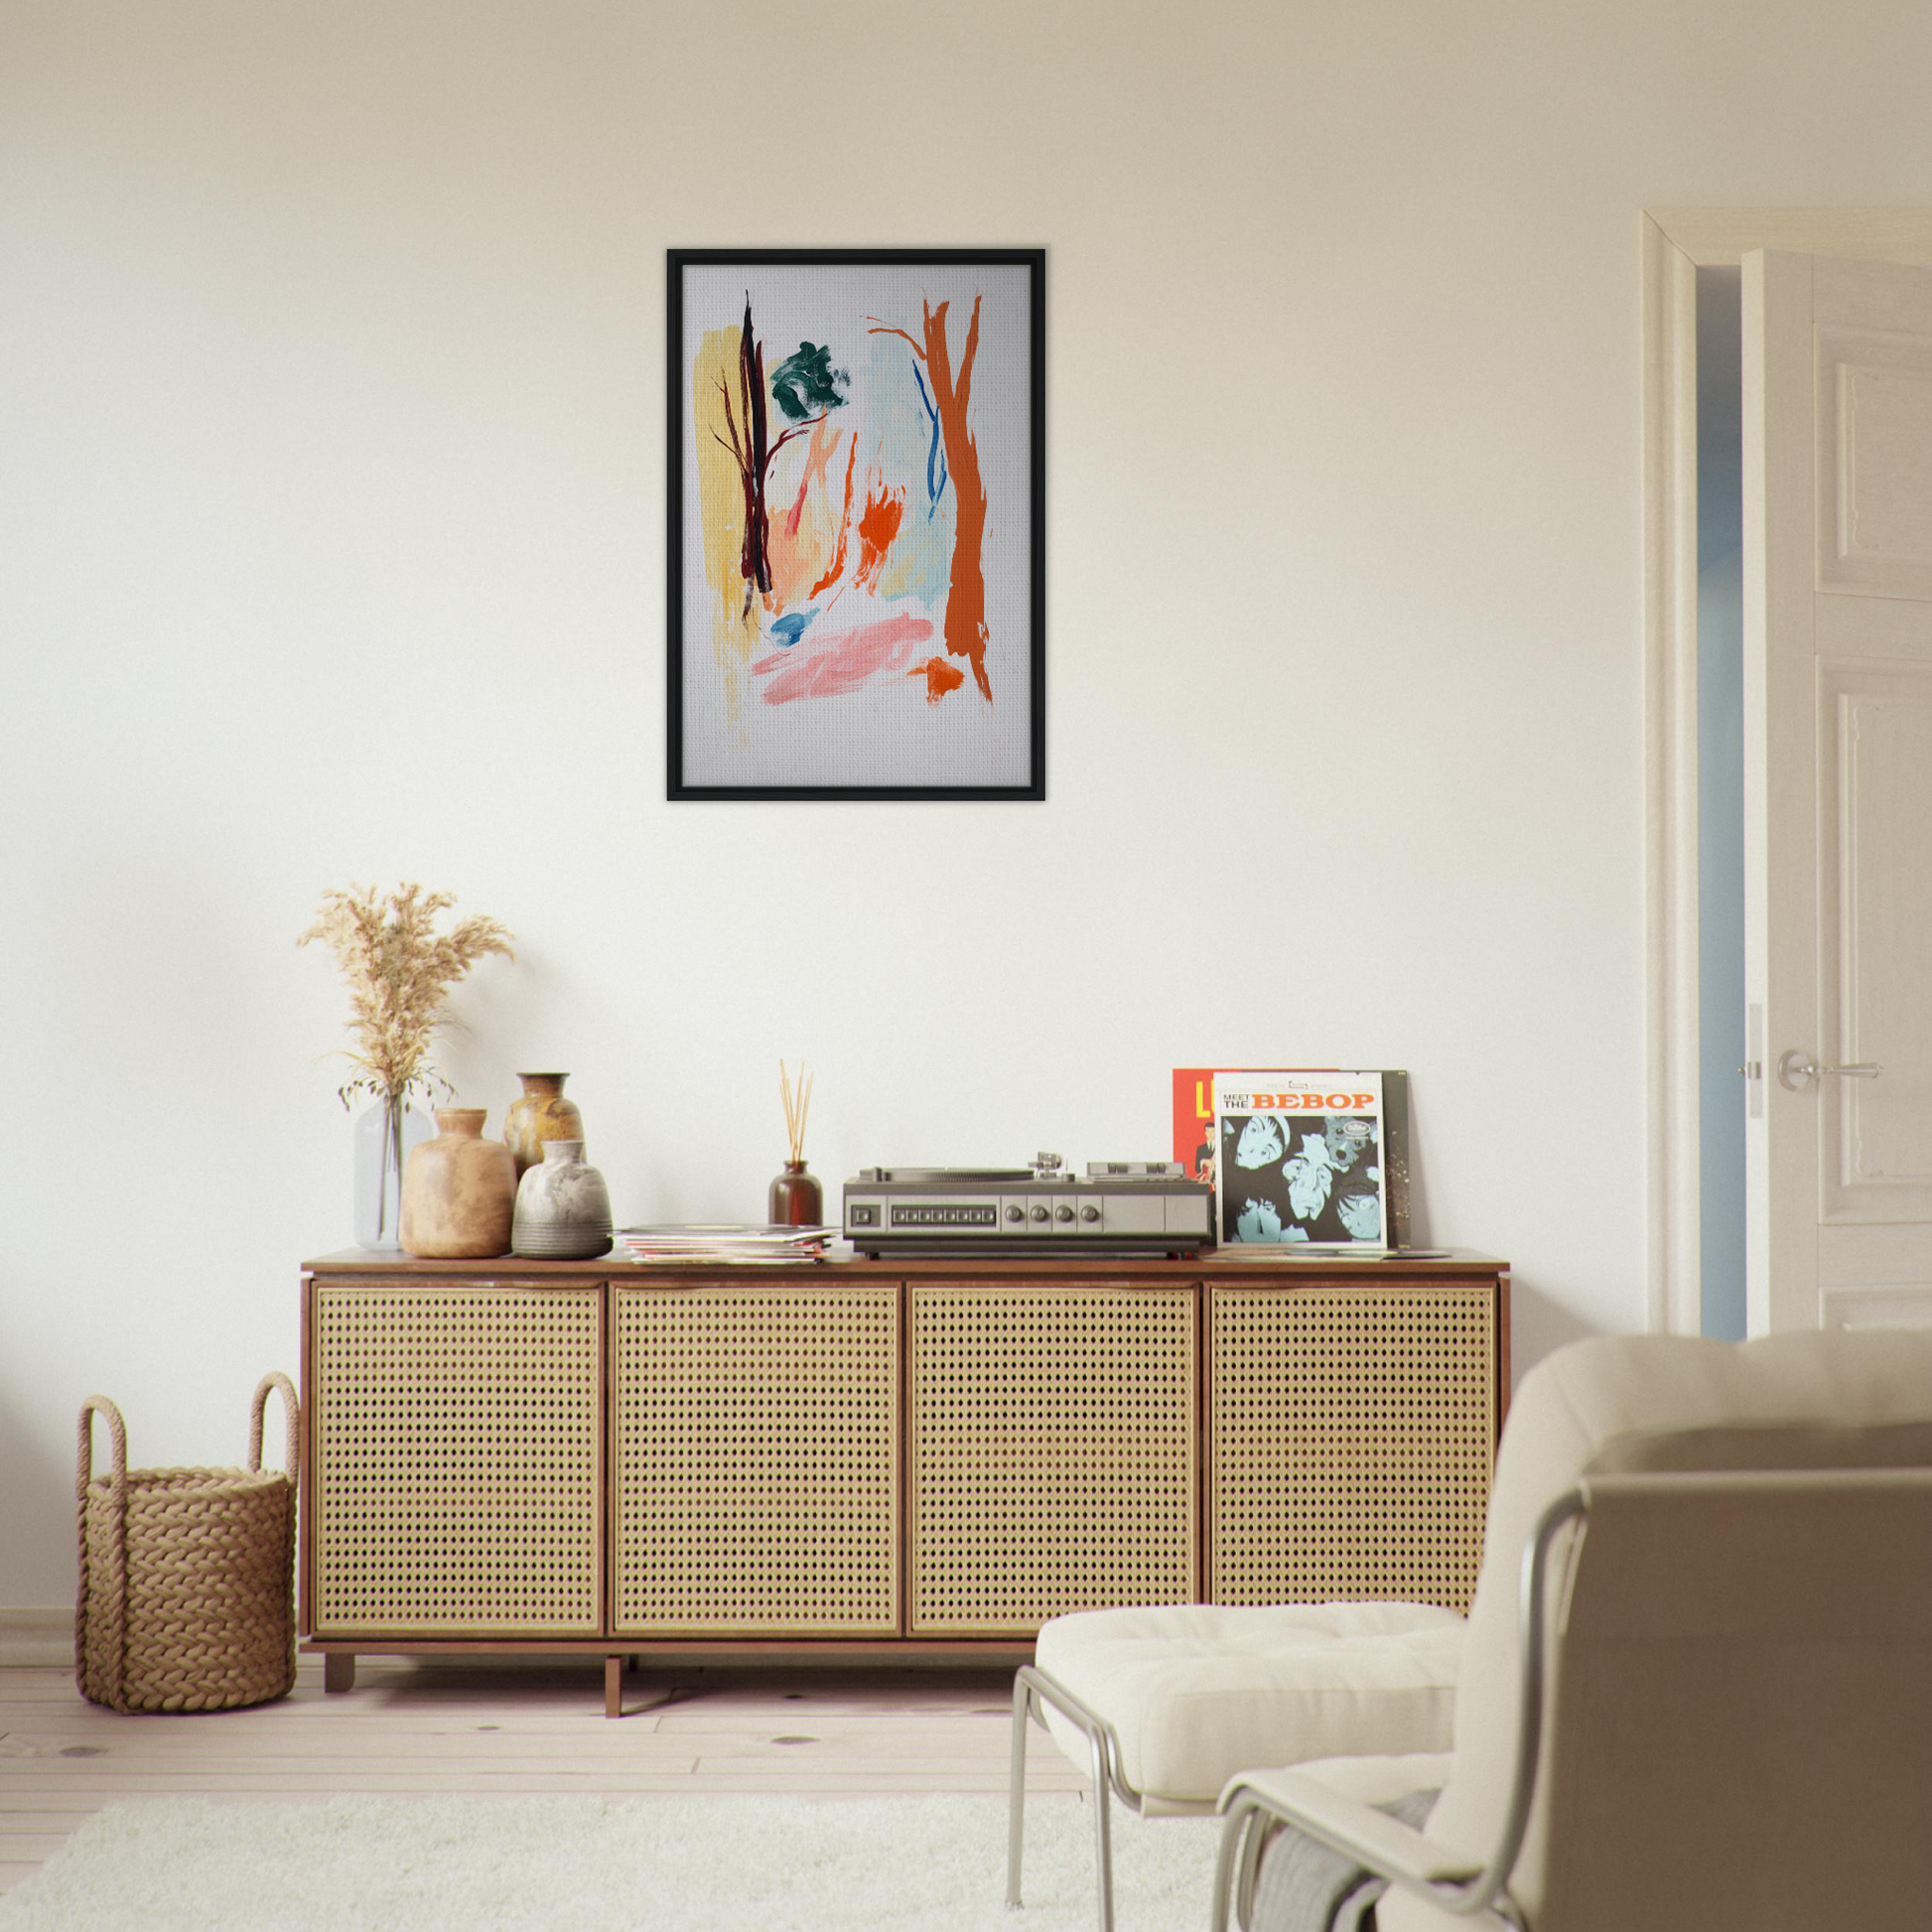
0, 1727, 1030, 1764
0, 1658, 1081, 1889
0, 1838, 64, 1862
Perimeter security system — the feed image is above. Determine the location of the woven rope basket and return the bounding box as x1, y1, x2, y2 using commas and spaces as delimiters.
75, 1373, 300, 1714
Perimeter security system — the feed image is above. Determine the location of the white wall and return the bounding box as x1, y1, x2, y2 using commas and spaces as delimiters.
4, 0, 1928, 1604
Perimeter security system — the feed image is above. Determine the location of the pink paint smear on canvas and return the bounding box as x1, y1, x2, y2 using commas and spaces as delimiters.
753, 613, 934, 704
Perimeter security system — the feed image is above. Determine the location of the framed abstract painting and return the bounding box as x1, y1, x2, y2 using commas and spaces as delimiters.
667, 248, 1044, 800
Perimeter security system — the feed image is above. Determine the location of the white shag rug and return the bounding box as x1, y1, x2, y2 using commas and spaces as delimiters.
0, 1793, 1223, 1931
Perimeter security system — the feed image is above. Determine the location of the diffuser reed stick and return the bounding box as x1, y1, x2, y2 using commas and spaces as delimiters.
778, 1058, 813, 1164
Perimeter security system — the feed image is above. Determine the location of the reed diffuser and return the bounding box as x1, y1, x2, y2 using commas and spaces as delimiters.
769, 1058, 823, 1227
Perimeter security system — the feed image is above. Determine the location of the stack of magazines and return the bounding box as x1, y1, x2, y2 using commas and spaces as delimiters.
613, 1224, 837, 1265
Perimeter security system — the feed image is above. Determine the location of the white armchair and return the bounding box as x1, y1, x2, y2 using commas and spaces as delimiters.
1212, 1328, 1932, 1932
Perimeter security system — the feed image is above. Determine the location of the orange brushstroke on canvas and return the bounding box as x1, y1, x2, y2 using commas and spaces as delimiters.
923, 297, 989, 698
907, 655, 965, 703
867, 293, 991, 700
854, 479, 904, 591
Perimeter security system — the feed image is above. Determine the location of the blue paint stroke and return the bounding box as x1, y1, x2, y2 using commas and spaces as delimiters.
768, 610, 817, 648
911, 364, 949, 518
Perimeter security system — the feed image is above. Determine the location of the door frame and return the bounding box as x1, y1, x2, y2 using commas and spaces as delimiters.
1641, 209, 1932, 1334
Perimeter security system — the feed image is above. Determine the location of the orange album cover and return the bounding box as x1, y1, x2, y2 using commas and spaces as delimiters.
1172, 1067, 1339, 1183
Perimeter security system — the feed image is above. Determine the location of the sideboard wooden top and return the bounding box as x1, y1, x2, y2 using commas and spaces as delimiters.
305, 1247, 1507, 1281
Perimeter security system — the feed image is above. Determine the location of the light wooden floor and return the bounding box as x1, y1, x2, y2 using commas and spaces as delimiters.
0, 1656, 1085, 1892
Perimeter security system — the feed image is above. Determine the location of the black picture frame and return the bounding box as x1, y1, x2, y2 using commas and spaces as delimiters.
667, 247, 1045, 801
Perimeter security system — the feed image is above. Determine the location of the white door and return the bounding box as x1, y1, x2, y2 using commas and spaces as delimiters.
1744, 249, 1932, 1331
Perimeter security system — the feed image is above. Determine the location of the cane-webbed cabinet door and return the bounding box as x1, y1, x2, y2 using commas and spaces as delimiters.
612, 1281, 900, 1634
1208, 1282, 1495, 1612
907, 1281, 1198, 1634
311, 1282, 603, 1635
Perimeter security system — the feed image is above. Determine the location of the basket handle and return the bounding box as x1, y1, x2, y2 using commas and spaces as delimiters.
248, 1371, 301, 1481
76, 1395, 127, 1504
74, 1395, 131, 1707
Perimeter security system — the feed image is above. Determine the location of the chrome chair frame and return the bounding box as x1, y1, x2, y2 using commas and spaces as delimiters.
1208, 1489, 1587, 1932
1007, 1662, 1173, 1932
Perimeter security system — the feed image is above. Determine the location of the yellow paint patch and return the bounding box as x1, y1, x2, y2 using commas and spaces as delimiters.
692, 329, 760, 728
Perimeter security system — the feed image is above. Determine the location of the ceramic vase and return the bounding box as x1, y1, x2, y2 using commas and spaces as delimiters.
352, 1094, 433, 1250
512, 1140, 614, 1260
400, 1109, 515, 1258
503, 1072, 586, 1178
767, 1160, 824, 1227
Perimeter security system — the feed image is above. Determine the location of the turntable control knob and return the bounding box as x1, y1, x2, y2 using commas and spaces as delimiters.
1080, 1205, 1101, 1223
1030, 1205, 1050, 1223
1005, 1204, 1025, 1223
1055, 1204, 1075, 1223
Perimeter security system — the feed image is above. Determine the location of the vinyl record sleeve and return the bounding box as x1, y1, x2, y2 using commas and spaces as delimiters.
1172, 1067, 1411, 1248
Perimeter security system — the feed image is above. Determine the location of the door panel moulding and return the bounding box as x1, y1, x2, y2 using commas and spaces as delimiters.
1641, 209, 1932, 1337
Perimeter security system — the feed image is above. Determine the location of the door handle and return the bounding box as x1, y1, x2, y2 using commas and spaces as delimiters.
1776, 1050, 1882, 1091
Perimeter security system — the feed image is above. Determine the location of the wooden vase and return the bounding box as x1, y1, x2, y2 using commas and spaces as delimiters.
400, 1109, 515, 1258
503, 1072, 586, 1178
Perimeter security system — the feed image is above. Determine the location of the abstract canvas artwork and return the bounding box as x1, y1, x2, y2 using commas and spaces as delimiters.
667, 250, 1044, 799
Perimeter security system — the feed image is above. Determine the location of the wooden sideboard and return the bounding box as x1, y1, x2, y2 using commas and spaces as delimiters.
300, 1250, 1509, 1714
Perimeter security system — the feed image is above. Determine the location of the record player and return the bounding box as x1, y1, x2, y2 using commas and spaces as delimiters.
843, 1154, 1212, 1257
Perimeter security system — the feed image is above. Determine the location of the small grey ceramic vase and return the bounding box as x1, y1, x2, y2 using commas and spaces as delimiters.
511, 1140, 614, 1260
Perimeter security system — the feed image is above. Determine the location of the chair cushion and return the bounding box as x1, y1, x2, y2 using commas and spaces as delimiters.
1241, 1749, 1452, 1813
1033, 1601, 1465, 1810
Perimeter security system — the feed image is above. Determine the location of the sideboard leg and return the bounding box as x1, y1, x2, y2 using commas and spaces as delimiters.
323, 1652, 355, 1695
605, 1654, 622, 1719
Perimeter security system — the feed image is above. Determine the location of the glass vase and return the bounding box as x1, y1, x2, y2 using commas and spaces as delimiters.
352, 1094, 432, 1250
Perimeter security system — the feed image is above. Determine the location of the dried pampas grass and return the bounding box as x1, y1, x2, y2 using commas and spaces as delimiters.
298, 883, 515, 1107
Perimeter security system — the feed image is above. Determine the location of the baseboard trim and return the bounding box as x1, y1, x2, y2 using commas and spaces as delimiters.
0, 1606, 71, 1667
